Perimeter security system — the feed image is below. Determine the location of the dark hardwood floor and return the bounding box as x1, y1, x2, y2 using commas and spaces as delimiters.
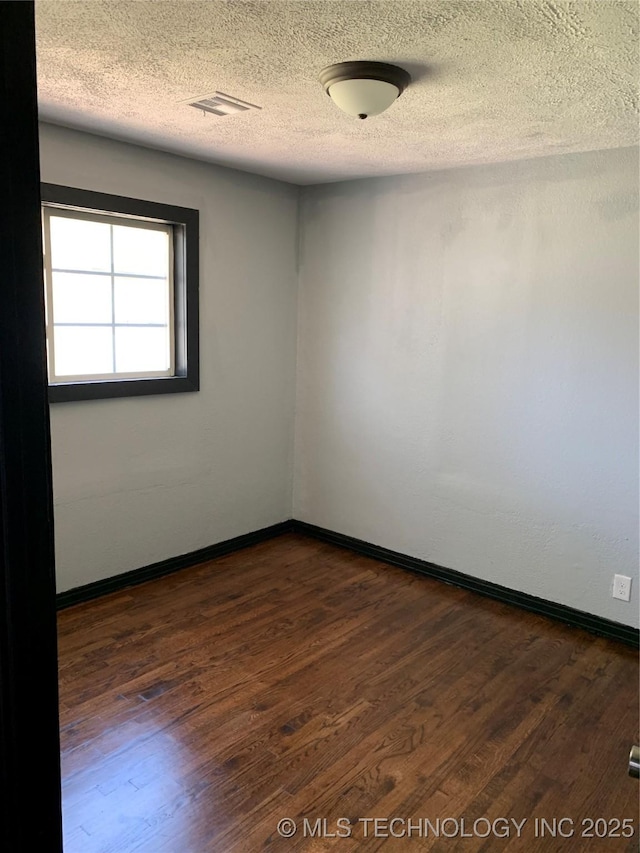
57, 533, 639, 852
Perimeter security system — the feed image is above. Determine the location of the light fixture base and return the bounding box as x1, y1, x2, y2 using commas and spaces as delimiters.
319, 61, 411, 95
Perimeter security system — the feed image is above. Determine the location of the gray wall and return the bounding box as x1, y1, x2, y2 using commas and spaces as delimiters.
41, 126, 638, 626
295, 147, 639, 627
39, 124, 298, 593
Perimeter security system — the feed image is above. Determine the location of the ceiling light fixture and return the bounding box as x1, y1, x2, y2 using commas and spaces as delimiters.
319, 61, 411, 120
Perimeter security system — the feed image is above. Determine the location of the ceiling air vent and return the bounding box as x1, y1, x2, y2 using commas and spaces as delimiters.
186, 91, 261, 117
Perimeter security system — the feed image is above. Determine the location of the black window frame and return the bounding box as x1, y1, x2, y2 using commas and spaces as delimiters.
41, 184, 199, 403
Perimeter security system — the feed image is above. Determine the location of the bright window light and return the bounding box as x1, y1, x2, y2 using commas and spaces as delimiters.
43, 209, 174, 383
41, 184, 199, 404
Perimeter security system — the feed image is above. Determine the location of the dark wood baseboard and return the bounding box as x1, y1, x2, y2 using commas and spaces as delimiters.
56, 521, 294, 609
56, 517, 638, 648
292, 520, 639, 648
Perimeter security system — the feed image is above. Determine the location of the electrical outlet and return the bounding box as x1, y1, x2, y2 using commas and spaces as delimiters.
612, 574, 632, 602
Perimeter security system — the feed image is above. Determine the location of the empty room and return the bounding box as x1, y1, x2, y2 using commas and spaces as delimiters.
0, 1, 638, 851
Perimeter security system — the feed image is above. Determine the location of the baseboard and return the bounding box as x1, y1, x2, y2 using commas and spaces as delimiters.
56, 517, 639, 648
56, 520, 295, 609
291, 521, 640, 649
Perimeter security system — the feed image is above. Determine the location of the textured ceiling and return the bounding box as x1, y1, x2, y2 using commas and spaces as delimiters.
35, 0, 639, 185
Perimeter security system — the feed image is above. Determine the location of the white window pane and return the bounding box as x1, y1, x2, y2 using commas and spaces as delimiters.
114, 277, 169, 325
52, 272, 113, 324
53, 327, 113, 377
114, 327, 170, 374
50, 216, 111, 272
112, 224, 169, 277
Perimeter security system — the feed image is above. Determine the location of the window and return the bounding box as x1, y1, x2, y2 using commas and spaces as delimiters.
41, 184, 199, 402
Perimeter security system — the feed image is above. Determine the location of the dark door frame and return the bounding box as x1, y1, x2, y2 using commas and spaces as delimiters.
0, 2, 63, 849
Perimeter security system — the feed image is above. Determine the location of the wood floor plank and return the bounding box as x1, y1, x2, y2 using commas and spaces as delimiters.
58, 533, 639, 852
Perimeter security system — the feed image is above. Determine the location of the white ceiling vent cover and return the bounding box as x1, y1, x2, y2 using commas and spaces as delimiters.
186, 91, 261, 117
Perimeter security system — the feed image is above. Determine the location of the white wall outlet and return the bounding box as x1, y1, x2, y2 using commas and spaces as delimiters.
612, 574, 632, 602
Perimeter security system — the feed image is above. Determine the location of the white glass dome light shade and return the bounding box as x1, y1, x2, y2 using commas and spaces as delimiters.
319, 61, 411, 120
327, 78, 400, 118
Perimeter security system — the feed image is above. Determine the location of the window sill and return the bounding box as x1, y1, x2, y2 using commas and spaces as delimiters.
48, 375, 199, 403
